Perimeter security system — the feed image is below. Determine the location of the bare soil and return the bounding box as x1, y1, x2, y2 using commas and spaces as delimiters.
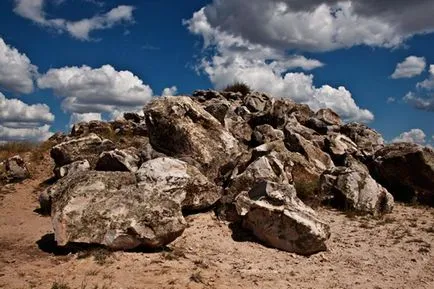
0, 152, 433, 289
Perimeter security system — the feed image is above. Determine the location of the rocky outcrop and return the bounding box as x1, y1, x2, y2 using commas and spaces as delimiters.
252, 124, 284, 145
370, 143, 434, 206
144, 96, 240, 182
50, 133, 115, 168
70, 120, 113, 138
0, 155, 30, 183
320, 167, 394, 215
341, 123, 384, 159
136, 157, 222, 211
315, 108, 343, 126
51, 171, 186, 250
235, 181, 330, 255
95, 148, 141, 172
54, 160, 90, 179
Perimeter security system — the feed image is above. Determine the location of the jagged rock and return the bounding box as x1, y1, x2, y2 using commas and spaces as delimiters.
285, 130, 334, 171
95, 148, 141, 172
325, 133, 360, 164
371, 143, 434, 206
136, 157, 221, 211
315, 108, 343, 126
224, 108, 252, 144
341, 123, 384, 158
54, 160, 90, 179
144, 96, 240, 182
243, 92, 273, 112
48, 132, 69, 144
110, 119, 147, 137
0, 155, 30, 183
123, 112, 143, 123
70, 120, 112, 138
50, 133, 115, 168
203, 98, 231, 124
235, 181, 330, 255
224, 153, 291, 206
284, 117, 319, 141
305, 117, 329, 135
192, 89, 224, 101
320, 167, 394, 215
252, 124, 284, 145
51, 171, 186, 250
139, 140, 167, 162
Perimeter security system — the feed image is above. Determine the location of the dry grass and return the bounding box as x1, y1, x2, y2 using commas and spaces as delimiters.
223, 82, 252, 96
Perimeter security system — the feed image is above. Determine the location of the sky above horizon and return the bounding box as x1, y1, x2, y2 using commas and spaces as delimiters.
0, 0, 434, 146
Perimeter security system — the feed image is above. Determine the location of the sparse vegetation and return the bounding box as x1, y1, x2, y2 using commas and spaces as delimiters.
51, 281, 72, 289
190, 271, 205, 284
223, 82, 251, 96
77, 248, 113, 266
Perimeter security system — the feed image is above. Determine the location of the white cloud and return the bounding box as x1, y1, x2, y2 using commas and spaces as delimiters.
0, 92, 54, 142
403, 65, 434, 111
392, 128, 427, 145
185, 7, 374, 123
387, 97, 396, 103
162, 86, 178, 96
0, 124, 52, 142
69, 112, 102, 127
391, 56, 426, 79
194, 1, 405, 53
0, 37, 37, 94
14, 0, 134, 41
37, 64, 153, 114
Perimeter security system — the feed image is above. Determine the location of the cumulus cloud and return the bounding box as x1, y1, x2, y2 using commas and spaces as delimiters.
162, 86, 178, 96
185, 5, 374, 123
392, 128, 427, 145
0, 37, 37, 94
387, 97, 396, 103
193, 0, 434, 52
37, 64, 153, 115
403, 65, 434, 111
14, 0, 134, 40
0, 92, 54, 142
391, 56, 426, 79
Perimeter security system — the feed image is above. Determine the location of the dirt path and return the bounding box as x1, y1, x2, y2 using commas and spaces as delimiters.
0, 155, 433, 289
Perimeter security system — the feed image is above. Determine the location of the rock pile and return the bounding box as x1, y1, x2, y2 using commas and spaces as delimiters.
0, 155, 30, 184
40, 89, 434, 255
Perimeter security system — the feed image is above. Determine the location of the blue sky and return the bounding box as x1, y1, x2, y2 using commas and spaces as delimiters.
0, 0, 433, 146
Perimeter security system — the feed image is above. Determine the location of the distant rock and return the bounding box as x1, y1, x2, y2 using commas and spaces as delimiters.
341, 123, 384, 159
315, 108, 343, 126
235, 181, 330, 255
0, 155, 30, 183
371, 143, 434, 206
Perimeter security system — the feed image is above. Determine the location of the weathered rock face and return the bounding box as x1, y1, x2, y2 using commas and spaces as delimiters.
341, 123, 384, 158
252, 124, 284, 145
320, 167, 394, 215
325, 133, 360, 164
50, 134, 115, 168
0, 155, 30, 183
235, 181, 331, 255
54, 160, 90, 179
315, 108, 343, 126
370, 143, 434, 206
70, 121, 113, 138
136, 157, 222, 211
51, 171, 186, 250
144, 96, 240, 182
95, 148, 141, 172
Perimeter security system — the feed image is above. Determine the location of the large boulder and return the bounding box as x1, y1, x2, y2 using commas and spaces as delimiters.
51, 171, 186, 250
144, 96, 240, 182
252, 124, 284, 145
0, 155, 30, 183
235, 181, 331, 255
136, 157, 222, 211
370, 143, 434, 206
341, 123, 384, 158
95, 148, 141, 172
320, 167, 394, 215
50, 133, 115, 168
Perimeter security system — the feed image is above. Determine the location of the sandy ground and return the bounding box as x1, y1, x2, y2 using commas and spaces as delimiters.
0, 153, 433, 289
